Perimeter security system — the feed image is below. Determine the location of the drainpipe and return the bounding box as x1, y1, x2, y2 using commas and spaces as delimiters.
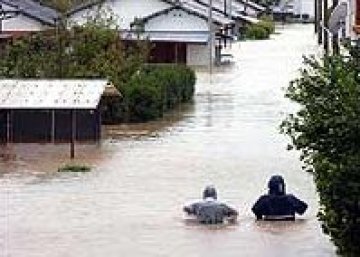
315, 0, 318, 33
208, 0, 213, 74
318, 0, 323, 44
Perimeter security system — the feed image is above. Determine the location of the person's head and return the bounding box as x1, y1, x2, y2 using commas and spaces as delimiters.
268, 175, 286, 196
203, 185, 217, 200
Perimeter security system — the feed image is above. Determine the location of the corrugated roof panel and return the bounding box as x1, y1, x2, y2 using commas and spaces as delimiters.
182, 1, 234, 25
0, 79, 108, 109
192, 0, 259, 24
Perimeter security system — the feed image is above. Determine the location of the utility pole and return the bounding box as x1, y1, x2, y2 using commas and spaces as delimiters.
314, 0, 318, 33
323, 0, 329, 53
331, 0, 339, 54
208, 0, 213, 74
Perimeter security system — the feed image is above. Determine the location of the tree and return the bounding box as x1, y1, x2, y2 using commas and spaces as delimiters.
281, 48, 360, 256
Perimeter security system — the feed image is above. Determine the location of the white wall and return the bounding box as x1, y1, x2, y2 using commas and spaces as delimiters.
69, 0, 171, 30
293, 0, 315, 18
2, 14, 47, 32
145, 9, 208, 31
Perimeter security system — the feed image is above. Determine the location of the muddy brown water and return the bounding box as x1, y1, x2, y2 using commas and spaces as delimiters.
0, 24, 336, 257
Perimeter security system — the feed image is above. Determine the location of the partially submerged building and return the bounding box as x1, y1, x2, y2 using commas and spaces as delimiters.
0, 79, 118, 143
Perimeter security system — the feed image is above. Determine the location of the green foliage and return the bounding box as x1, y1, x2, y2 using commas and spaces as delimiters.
58, 164, 91, 172
0, 11, 195, 124
103, 65, 196, 123
244, 17, 274, 40
281, 49, 360, 256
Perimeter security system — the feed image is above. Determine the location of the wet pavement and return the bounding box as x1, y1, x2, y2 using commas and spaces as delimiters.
0, 24, 336, 257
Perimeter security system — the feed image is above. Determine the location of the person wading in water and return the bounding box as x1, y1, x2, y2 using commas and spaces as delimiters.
183, 186, 238, 224
252, 175, 308, 221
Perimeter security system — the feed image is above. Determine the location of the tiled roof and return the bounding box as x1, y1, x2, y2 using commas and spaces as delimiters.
0, 0, 59, 25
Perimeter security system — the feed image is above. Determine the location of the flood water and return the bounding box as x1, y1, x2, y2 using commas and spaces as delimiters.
0, 24, 336, 257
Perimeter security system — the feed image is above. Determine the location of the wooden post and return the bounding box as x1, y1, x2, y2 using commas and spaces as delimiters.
208, 0, 213, 74
323, 0, 329, 53
6, 109, 10, 144
318, 0, 323, 44
51, 110, 55, 143
315, 0, 318, 33
175, 43, 178, 64
70, 110, 76, 159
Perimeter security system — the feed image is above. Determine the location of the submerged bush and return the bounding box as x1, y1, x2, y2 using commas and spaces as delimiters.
58, 164, 91, 173
102, 64, 196, 123
244, 16, 275, 40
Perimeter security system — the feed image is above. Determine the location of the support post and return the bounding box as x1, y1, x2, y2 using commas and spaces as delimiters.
332, 0, 339, 54
70, 110, 76, 159
6, 109, 10, 144
318, 0, 323, 44
315, 0, 318, 33
208, 0, 213, 74
175, 43, 178, 64
51, 110, 55, 143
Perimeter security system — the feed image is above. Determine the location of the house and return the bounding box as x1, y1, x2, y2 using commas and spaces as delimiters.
68, 0, 235, 66
0, 79, 118, 143
272, 0, 314, 22
0, 0, 58, 38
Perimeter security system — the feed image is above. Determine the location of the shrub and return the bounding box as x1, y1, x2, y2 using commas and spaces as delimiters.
281, 49, 360, 257
244, 16, 274, 40
245, 23, 269, 40
58, 164, 91, 172
103, 64, 196, 123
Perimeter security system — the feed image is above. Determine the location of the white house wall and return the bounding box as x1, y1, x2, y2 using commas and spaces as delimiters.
69, 0, 171, 29
2, 14, 48, 32
293, 0, 315, 18
145, 9, 209, 31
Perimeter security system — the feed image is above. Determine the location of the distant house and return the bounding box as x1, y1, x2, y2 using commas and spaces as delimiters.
68, 0, 235, 66
0, 80, 118, 143
0, 0, 58, 38
272, 0, 314, 22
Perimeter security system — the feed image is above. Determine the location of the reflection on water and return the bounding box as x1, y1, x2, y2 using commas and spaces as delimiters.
0, 24, 336, 257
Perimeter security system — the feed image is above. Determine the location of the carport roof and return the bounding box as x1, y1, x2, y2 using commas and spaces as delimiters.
0, 79, 114, 109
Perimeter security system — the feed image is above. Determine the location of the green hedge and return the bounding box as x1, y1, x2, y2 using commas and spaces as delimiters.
102, 65, 196, 123
244, 16, 275, 40
281, 49, 360, 256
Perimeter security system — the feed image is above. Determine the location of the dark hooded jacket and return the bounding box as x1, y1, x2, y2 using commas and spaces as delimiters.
252, 176, 308, 220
